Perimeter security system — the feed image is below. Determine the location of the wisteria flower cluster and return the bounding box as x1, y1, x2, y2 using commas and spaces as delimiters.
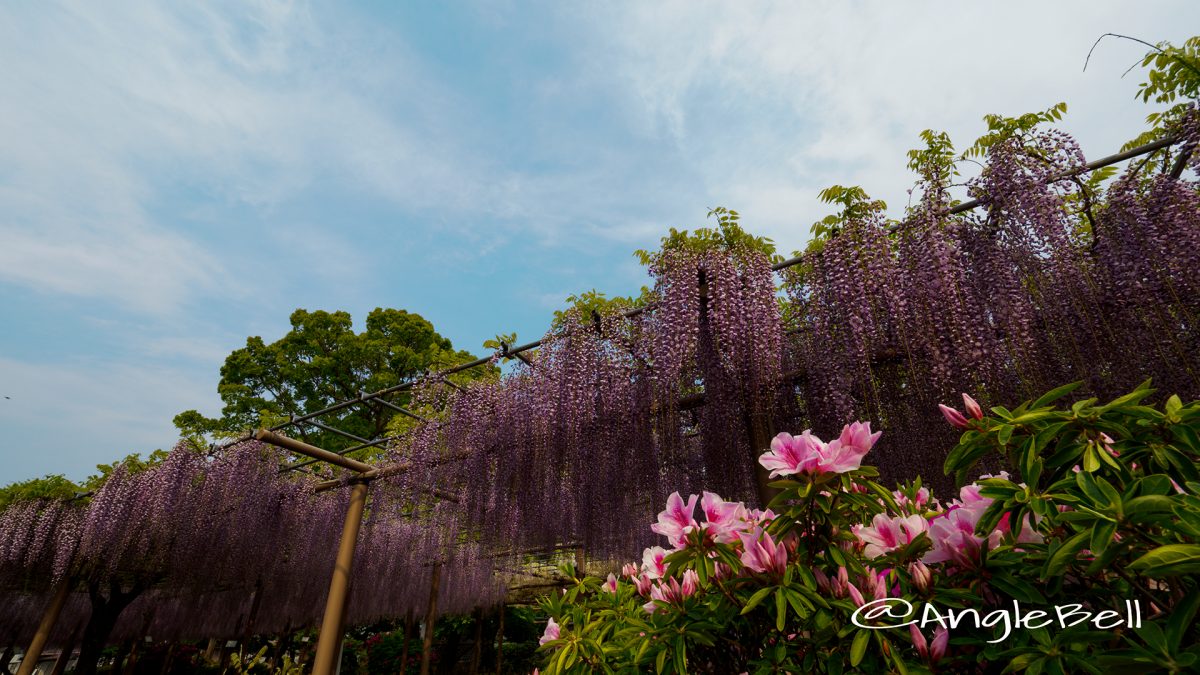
536, 384, 1200, 674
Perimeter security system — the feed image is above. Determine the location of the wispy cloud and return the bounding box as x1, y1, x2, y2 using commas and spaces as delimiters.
550, 1, 1200, 253
0, 355, 216, 483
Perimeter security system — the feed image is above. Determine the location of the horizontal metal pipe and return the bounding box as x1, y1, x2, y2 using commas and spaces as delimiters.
255, 429, 375, 473
300, 418, 372, 445
371, 397, 428, 422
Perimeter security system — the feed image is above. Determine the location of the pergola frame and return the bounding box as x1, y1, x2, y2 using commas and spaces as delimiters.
16, 132, 1192, 675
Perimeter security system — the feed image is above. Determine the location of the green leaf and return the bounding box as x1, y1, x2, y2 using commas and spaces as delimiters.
1043, 529, 1090, 578
775, 588, 787, 632
1089, 519, 1118, 556
1031, 382, 1082, 409
850, 630, 870, 667
998, 424, 1015, 446
1129, 544, 1200, 577
1123, 495, 1176, 519
1165, 592, 1200, 653
742, 587, 773, 615
988, 572, 1046, 603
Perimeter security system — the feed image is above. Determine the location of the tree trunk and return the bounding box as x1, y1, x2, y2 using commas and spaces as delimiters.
494, 605, 504, 675
73, 579, 145, 675
111, 640, 132, 675
469, 609, 482, 675
398, 612, 413, 675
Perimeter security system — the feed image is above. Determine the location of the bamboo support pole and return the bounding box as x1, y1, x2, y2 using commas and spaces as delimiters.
255, 429, 374, 473
312, 481, 370, 675
420, 563, 442, 675
16, 578, 71, 675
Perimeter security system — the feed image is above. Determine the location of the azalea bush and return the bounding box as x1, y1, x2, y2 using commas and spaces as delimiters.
535, 382, 1200, 674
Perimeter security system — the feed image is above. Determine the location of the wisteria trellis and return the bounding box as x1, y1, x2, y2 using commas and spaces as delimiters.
1, 116, 1197, 665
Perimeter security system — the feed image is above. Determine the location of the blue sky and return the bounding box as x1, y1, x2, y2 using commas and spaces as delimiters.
1, 1, 1197, 484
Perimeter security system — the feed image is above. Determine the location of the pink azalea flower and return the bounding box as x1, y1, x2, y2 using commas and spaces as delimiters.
747, 508, 777, 527
922, 504, 1001, 566
641, 546, 669, 579
539, 618, 560, 646
700, 491, 748, 543
758, 423, 880, 478
738, 527, 788, 576
621, 562, 639, 579
853, 513, 929, 558
602, 573, 618, 594
758, 430, 826, 477
836, 421, 883, 462
650, 492, 698, 548
641, 569, 700, 614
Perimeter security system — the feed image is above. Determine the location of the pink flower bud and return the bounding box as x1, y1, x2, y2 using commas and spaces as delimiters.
908, 562, 931, 593
635, 573, 653, 597
938, 404, 970, 429
909, 624, 928, 659
930, 627, 949, 662
681, 569, 699, 597
962, 393, 983, 420
812, 568, 830, 592
846, 583, 865, 608
621, 563, 639, 579
603, 573, 618, 594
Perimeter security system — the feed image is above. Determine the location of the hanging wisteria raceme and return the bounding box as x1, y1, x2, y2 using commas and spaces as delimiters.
0, 440, 508, 667
389, 116, 1199, 569
783, 119, 1199, 482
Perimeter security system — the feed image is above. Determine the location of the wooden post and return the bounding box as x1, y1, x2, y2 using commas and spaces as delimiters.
419, 563, 441, 675
574, 546, 586, 577
17, 578, 71, 675
203, 638, 219, 665
398, 612, 414, 674
494, 605, 505, 675
312, 481, 370, 675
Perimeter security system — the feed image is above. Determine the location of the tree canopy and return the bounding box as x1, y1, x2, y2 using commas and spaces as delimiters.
174, 307, 492, 459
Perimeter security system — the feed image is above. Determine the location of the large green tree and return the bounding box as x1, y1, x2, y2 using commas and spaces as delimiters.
175, 307, 491, 459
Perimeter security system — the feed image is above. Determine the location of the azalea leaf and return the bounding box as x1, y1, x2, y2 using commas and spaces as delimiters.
851, 629, 870, 667
1042, 529, 1089, 578
1031, 381, 1082, 409
1128, 544, 1200, 577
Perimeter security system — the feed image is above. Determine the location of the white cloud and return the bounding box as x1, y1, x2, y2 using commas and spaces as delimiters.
0, 356, 217, 483
557, 1, 1200, 253
0, 1, 503, 314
